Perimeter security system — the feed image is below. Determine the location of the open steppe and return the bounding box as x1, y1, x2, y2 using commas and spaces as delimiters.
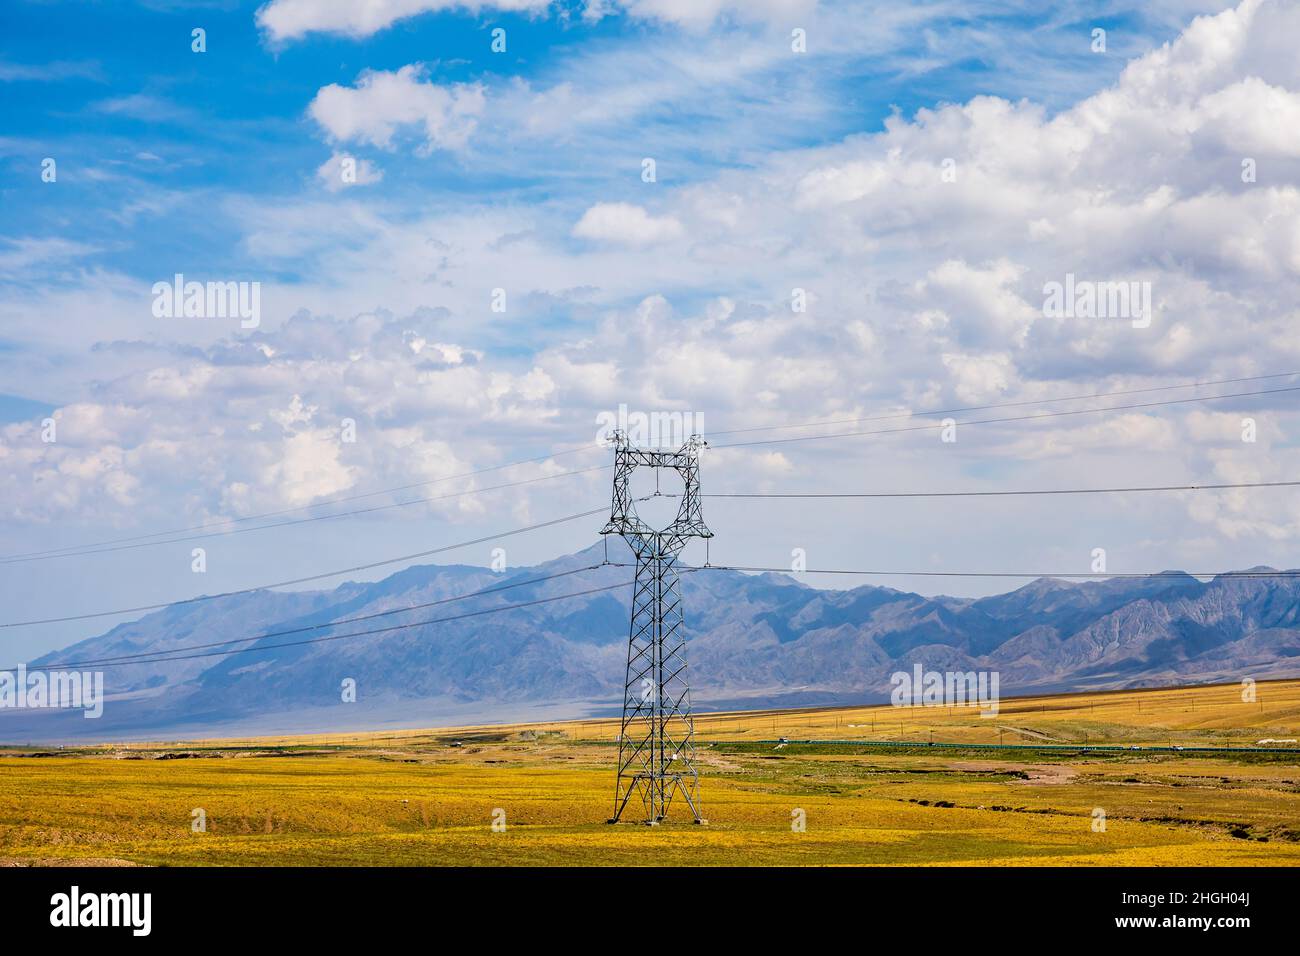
3, 680, 1299, 866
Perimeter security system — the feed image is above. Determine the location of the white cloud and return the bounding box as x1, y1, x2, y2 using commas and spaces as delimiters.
257, 0, 551, 42
308, 65, 485, 153
591, 0, 816, 27
940, 352, 1014, 404
1195, 76, 1300, 155
0, 59, 103, 83
257, 0, 813, 41
572, 202, 684, 245
263, 431, 355, 506
10, 0, 1300, 609
0, 237, 101, 280
914, 259, 1038, 350
0, 311, 569, 524
93, 93, 195, 123
315, 152, 384, 191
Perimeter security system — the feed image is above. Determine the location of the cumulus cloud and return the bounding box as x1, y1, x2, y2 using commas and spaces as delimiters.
0, 311, 563, 524
940, 352, 1014, 404
131, 0, 1300, 441
572, 202, 684, 245
10, 0, 1300, 581
217, 0, 1300, 518
308, 65, 485, 153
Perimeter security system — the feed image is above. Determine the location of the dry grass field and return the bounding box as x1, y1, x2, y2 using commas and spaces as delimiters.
2, 680, 1298, 866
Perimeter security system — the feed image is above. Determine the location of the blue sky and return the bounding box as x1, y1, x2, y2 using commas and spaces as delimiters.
3, 0, 1300, 661
2, 0, 1168, 309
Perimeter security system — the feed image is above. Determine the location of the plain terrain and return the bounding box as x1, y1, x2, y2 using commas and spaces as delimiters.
2, 680, 1298, 866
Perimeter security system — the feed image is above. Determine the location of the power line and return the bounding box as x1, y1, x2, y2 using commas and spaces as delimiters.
706, 369, 1300, 439
11, 381, 1295, 630
0, 506, 609, 628
22, 561, 1300, 671
705, 478, 1300, 499
709, 385, 1300, 449
24, 565, 607, 670
0, 455, 608, 561
18, 371, 1290, 563
29, 578, 634, 670
14, 372, 1292, 563
672, 563, 1300, 580
0, 465, 610, 565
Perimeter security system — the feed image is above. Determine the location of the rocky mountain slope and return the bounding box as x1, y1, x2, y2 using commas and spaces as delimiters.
5, 539, 1299, 740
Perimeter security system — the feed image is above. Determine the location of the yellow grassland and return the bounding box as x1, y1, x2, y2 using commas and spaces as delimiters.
1, 680, 1298, 866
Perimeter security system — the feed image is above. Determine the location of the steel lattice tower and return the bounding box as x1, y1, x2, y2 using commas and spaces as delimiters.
601, 429, 711, 824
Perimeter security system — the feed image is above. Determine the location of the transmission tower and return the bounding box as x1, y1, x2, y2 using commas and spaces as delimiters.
602, 429, 711, 824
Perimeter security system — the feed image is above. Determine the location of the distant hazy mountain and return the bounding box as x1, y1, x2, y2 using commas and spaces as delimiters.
6, 539, 1300, 741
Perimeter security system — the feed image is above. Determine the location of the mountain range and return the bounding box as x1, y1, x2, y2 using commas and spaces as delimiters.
5, 539, 1300, 742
